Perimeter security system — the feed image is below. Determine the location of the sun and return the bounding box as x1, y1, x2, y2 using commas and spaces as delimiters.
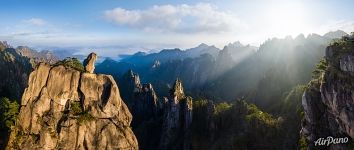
264, 2, 311, 37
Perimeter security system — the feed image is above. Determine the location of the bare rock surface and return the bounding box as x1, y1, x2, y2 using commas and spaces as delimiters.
7, 53, 138, 150
83, 52, 97, 73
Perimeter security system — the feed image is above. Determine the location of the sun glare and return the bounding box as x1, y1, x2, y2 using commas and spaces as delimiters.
264, 2, 311, 37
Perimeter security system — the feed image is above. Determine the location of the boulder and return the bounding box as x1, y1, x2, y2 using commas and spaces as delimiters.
83, 52, 97, 73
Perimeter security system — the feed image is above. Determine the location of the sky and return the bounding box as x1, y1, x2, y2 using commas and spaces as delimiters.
0, 0, 354, 56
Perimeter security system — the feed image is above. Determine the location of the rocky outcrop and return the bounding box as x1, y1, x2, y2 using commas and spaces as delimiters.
120, 70, 160, 126
119, 70, 162, 150
301, 35, 354, 149
152, 60, 161, 69
131, 83, 159, 125
7, 54, 138, 150
119, 73, 193, 150
83, 53, 97, 73
160, 79, 193, 150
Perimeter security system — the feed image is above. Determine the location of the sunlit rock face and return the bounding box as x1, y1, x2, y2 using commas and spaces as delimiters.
160, 79, 193, 150
83, 52, 97, 73
301, 36, 354, 150
7, 53, 138, 150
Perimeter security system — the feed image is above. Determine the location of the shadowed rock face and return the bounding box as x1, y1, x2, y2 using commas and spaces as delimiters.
301, 36, 354, 149
119, 72, 193, 150
119, 70, 159, 123
0, 44, 33, 101
7, 54, 138, 150
119, 70, 162, 150
160, 79, 193, 150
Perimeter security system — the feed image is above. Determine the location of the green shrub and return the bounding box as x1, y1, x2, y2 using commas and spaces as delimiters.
77, 111, 95, 124
329, 36, 354, 54
0, 97, 19, 130
71, 101, 82, 115
312, 58, 328, 79
193, 99, 209, 108
246, 104, 278, 126
70, 101, 95, 124
54, 57, 85, 72
214, 102, 232, 115
299, 137, 308, 150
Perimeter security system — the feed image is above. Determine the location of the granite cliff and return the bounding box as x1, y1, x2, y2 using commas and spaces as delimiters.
118, 70, 192, 150
6, 53, 138, 150
301, 35, 354, 149
160, 79, 193, 150
119, 70, 162, 150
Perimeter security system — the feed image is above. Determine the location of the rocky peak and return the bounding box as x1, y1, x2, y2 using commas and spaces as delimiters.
227, 41, 243, 48
295, 34, 306, 42
128, 69, 141, 87
15, 46, 58, 64
83, 52, 97, 73
197, 43, 209, 48
170, 78, 185, 101
142, 83, 154, 93
160, 79, 192, 150
324, 30, 348, 39
152, 60, 161, 68
7, 54, 138, 149
0, 41, 11, 50
118, 70, 161, 150
120, 70, 159, 122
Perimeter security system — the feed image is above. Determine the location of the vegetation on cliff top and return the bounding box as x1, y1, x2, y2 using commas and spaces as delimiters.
329, 32, 354, 54
54, 57, 85, 72
192, 99, 283, 149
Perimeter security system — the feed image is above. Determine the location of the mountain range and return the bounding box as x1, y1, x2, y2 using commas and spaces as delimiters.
0, 30, 353, 150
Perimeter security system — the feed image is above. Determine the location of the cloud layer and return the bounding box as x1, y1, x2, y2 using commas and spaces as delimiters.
104, 3, 245, 33
23, 18, 47, 26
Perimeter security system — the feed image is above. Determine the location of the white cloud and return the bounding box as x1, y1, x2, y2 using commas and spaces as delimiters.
23, 18, 47, 26
104, 3, 246, 34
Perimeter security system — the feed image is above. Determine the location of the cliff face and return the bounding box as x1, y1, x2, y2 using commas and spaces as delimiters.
119, 70, 162, 150
7, 53, 138, 150
160, 79, 193, 150
119, 70, 160, 126
119, 71, 193, 150
301, 36, 354, 149
131, 83, 159, 125
0, 42, 33, 100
